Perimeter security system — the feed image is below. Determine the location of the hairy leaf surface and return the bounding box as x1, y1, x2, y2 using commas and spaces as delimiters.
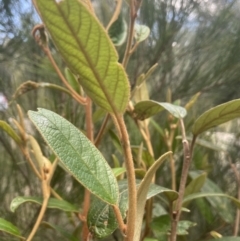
28, 108, 119, 204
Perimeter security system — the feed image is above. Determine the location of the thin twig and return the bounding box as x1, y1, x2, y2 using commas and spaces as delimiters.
170, 118, 191, 241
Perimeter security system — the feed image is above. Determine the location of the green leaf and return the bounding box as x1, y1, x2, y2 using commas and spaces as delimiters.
28, 108, 119, 205
151, 215, 195, 237
197, 173, 234, 223
192, 99, 240, 136
87, 179, 176, 239
183, 192, 240, 210
33, 0, 130, 113
0, 218, 24, 240
134, 152, 172, 241
108, 14, 127, 46
112, 167, 126, 177
198, 237, 240, 241
134, 24, 150, 43
183, 172, 207, 207
134, 100, 187, 120
64, 68, 80, 94
0, 120, 22, 144
10, 196, 79, 213
41, 221, 79, 241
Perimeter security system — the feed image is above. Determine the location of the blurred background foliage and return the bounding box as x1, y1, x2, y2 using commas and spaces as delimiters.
1, 0, 240, 240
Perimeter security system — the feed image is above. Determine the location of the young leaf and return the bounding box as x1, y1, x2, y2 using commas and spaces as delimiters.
192, 99, 240, 136
10, 197, 79, 213
64, 68, 80, 94
0, 120, 22, 144
108, 14, 128, 46
33, 0, 130, 113
0, 218, 24, 240
134, 152, 172, 241
134, 100, 187, 120
28, 108, 119, 205
134, 24, 150, 43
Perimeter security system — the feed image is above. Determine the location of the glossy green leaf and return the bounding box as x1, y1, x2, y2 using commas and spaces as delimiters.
41, 221, 79, 241
0, 120, 22, 144
192, 99, 240, 136
10, 196, 79, 213
87, 179, 176, 239
134, 100, 187, 120
134, 24, 150, 43
28, 108, 119, 205
134, 152, 172, 241
33, 0, 130, 113
64, 68, 80, 94
108, 14, 127, 46
0, 218, 24, 240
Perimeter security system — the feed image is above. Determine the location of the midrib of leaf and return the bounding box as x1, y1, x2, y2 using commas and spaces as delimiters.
45, 0, 125, 114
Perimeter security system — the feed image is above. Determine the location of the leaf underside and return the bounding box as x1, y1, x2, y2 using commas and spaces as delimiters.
28, 108, 119, 205
33, 0, 130, 113
192, 99, 240, 136
134, 100, 187, 120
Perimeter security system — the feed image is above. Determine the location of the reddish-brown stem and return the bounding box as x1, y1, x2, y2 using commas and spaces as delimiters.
113, 205, 127, 235
82, 97, 94, 241
114, 114, 136, 241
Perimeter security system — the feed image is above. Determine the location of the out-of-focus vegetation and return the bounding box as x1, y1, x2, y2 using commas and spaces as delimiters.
1, 0, 240, 240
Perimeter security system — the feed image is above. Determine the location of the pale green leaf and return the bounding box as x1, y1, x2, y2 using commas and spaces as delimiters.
0, 218, 24, 240
134, 24, 150, 43
10, 196, 78, 213
112, 167, 126, 177
64, 68, 80, 94
33, 0, 130, 113
134, 100, 187, 120
134, 152, 172, 241
0, 120, 22, 144
108, 14, 127, 46
28, 108, 119, 205
192, 99, 240, 136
